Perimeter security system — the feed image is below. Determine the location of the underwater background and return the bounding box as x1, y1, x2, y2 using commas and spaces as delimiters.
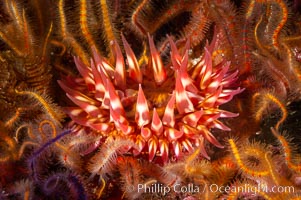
1, 0, 301, 199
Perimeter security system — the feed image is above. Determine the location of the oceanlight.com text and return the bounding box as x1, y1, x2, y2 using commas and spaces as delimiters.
209, 183, 295, 194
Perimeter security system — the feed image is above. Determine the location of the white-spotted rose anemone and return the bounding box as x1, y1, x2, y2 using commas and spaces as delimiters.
58, 34, 244, 163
